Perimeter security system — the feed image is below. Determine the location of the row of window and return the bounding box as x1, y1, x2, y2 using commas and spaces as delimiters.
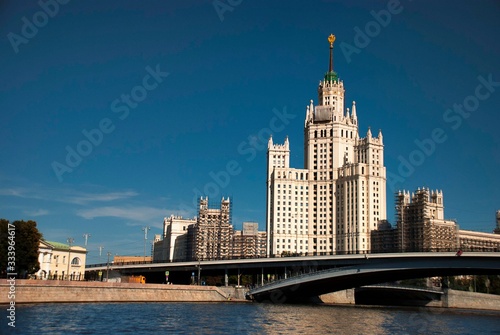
276, 218, 309, 223
274, 171, 309, 180
41, 253, 81, 265
276, 201, 307, 206
276, 239, 309, 244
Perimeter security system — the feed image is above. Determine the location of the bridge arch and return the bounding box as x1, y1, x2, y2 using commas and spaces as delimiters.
248, 254, 500, 303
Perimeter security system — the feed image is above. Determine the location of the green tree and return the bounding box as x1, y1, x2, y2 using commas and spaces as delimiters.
447, 275, 500, 295
0, 219, 42, 278
0, 218, 8, 276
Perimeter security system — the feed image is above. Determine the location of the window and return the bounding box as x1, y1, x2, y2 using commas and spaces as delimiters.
71, 257, 81, 265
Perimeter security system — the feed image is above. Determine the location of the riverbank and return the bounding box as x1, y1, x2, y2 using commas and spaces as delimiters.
1, 280, 499, 311
0, 279, 248, 304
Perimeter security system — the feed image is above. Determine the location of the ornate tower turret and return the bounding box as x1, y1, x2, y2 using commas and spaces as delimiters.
317, 34, 345, 111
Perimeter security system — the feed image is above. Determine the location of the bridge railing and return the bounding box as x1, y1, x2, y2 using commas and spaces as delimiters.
86, 260, 153, 269
362, 284, 444, 293
85, 249, 498, 268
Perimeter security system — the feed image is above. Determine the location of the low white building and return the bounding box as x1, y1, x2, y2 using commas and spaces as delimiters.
36, 240, 87, 280
153, 215, 196, 262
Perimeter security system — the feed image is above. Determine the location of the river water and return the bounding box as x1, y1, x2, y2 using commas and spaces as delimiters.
2, 302, 499, 334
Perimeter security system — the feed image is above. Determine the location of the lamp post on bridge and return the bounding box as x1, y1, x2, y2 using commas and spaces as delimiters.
142, 226, 151, 262
99, 245, 104, 264
106, 251, 112, 282
197, 259, 201, 285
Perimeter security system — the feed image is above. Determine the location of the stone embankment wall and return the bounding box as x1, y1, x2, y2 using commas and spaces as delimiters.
443, 289, 500, 311
218, 286, 247, 300
319, 289, 355, 304
0, 280, 246, 304
319, 288, 500, 311
2, 280, 499, 310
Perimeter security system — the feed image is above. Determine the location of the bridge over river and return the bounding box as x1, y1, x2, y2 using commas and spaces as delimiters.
246, 252, 500, 302
86, 252, 500, 301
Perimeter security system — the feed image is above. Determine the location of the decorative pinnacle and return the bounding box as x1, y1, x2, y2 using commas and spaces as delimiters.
328, 34, 335, 73
328, 34, 336, 48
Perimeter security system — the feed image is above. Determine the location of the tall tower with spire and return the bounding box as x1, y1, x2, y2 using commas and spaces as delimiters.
266, 35, 387, 257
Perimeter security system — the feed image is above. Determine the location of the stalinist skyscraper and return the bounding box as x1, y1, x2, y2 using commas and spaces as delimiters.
266, 34, 386, 257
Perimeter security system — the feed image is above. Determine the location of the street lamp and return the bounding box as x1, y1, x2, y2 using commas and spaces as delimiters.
142, 226, 151, 262
197, 259, 201, 285
396, 204, 405, 252
106, 251, 112, 282
99, 246, 104, 264
66, 237, 74, 280
83, 233, 91, 246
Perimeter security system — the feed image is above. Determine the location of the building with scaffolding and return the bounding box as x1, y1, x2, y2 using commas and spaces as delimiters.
153, 197, 269, 262
188, 197, 233, 261
371, 188, 500, 253
395, 188, 458, 252
232, 222, 267, 259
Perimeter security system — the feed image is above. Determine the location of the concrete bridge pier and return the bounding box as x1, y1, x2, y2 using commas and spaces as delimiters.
442, 288, 500, 310
319, 289, 355, 304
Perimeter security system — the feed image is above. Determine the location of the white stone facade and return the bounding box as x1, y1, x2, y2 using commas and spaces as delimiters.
36, 240, 87, 280
266, 41, 387, 256
153, 215, 196, 262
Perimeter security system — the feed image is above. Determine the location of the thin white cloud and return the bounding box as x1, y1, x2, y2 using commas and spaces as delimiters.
0, 183, 185, 228
65, 191, 138, 205
0, 186, 138, 205
24, 209, 50, 217
0, 187, 34, 198
76, 206, 179, 223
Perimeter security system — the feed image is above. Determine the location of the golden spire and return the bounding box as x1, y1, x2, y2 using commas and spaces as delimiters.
328, 34, 335, 72
328, 34, 336, 48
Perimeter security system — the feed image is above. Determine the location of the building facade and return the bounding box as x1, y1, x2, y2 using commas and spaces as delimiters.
153, 215, 197, 262
459, 230, 500, 252
36, 240, 87, 280
188, 197, 233, 261
266, 35, 387, 257
370, 220, 397, 253
153, 200, 268, 262
395, 188, 458, 252
371, 188, 500, 253
232, 222, 267, 259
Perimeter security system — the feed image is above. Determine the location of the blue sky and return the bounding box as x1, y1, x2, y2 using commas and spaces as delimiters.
1, 1, 499, 263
